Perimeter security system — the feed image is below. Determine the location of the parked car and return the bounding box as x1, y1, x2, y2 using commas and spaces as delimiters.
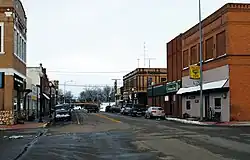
54, 109, 71, 122
121, 103, 133, 115
105, 105, 112, 112
110, 105, 121, 113
144, 106, 165, 119
129, 104, 147, 117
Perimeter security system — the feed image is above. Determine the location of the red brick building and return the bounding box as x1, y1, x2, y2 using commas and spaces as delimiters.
0, 0, 27, 124
177, 3, 250, 121
165, 34, 183, 117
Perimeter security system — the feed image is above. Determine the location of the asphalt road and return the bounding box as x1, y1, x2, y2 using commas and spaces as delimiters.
1, 110, 250, 160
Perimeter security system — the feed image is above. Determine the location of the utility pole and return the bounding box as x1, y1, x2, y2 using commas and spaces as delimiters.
143, 42, 146, 67
137, 58, 140, 68
198, 0, 204, 121
111, 79, 121, 106
145, 57, 156, 68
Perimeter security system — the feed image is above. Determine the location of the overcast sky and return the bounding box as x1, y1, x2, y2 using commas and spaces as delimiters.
21, 0, 247, 96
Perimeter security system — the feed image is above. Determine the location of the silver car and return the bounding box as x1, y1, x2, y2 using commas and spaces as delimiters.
144, 106, 165, 119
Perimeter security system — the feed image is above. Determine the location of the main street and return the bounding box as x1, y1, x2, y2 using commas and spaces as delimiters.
1, 111, 250, 160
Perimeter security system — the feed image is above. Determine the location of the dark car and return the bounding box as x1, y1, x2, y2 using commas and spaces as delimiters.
54, 109, 71, 122
129, 104, 147, 117
84, 104, 99, 113
105, 105, 111, 112
52, 104, 72, 117
110, 105, 121, 113
121, 103, 133, 115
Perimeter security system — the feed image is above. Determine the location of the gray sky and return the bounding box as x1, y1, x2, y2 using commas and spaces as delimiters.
21, 0, 247, 96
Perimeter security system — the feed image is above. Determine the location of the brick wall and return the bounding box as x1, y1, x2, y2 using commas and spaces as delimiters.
229, 55, 250, 121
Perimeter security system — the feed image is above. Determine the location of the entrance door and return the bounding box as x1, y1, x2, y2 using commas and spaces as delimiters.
169, 95, 173, 115
205, 96, 209, 119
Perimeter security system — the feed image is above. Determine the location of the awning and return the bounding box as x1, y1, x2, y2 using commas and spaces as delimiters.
43, 93, 50, 100
177, 79, 228, 95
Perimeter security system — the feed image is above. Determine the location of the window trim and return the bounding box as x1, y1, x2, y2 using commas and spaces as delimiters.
0, 22, 4, 54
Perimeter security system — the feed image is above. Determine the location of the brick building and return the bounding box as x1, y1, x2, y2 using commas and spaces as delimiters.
123, 68, 167, 106
0, 0, 27, 124
146, 35, 183, 117
177, 3, 250, 122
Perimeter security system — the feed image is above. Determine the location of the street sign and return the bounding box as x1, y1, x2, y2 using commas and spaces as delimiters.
189, 65, 200, 79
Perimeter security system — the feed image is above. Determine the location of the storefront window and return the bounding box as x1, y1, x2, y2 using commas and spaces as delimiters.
186, 101, 191, 110
214, 98, 221, 109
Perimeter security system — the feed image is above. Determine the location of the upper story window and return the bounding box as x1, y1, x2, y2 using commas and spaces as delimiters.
190, 45, 197, 65
183, 49, 189, 68
14, 26, 26, 63
216, 31, 226, 57
0, 22, 4, 54
205, 37, 214, 60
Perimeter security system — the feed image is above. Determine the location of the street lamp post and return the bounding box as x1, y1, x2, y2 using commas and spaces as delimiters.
131, 88, 135, 105
38, 63, 44, 123
49, 82, 53, 118
198, 0, 204, 121
151, 82, 155, 106
64, 80, 73, 104
36, 85, 39, 119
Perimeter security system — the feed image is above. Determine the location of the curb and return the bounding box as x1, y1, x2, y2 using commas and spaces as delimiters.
165, 118, 250, 127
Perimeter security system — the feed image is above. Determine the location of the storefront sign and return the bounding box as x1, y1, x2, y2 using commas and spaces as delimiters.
189, 65, 200, 79
0, 72, 3, 88
166, 81, 181, 93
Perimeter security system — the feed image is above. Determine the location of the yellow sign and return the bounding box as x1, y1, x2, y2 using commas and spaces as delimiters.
31, 95, 37, 100
189, 65, 200, 79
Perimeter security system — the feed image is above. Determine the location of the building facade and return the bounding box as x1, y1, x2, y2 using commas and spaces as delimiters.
177, 3, 250, 122
123, 68, 167, 105
0, 0, 27, 124
27, 65, 51, 117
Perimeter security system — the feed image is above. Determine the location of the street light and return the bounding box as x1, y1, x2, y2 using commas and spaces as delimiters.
38, 63, 44, 123
131, 88, 135, 105
49, 82, 53, 118
151, 82, 155, 106
63, 80, 73, 104
198, 0, 204, 121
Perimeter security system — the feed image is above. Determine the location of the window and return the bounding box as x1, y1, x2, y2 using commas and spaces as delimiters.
190, 45, 197, 64
161, 78, 166, 82
183, 50, 189, 68
13, 27, 26, 63
216, 31, 226, 57
186, 101, 191, 110
0, 22, 4, 53
214, 98, 221, 109
205, 37, 214, 60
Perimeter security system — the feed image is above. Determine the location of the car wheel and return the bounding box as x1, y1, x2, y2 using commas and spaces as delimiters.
144, 114, 147, 119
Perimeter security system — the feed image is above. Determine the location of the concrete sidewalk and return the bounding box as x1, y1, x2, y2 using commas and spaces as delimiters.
0, 117, 52, 131
165, 117, 250, 127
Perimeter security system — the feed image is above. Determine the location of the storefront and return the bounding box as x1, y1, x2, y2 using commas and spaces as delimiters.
164, 80, 182, 117
177, 65, 230, 122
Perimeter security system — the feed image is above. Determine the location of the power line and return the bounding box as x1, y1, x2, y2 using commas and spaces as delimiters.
47, 70, 130, 74
58, 84, 123, 88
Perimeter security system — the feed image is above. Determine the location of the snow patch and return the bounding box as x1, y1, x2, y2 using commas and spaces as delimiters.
166, 117, 209, 125
8, 135, 24, 139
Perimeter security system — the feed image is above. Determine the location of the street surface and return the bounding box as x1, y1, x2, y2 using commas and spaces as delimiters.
1, 110, 250, 160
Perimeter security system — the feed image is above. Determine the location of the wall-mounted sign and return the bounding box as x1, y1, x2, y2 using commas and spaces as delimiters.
189, 65, 200, 79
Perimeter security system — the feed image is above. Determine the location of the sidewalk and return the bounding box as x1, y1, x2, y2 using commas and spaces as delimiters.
0, 117, 52, 131
165, 117, 250, 127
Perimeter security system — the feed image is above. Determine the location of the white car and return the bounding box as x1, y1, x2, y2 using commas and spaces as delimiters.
144, 107, 165, 119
